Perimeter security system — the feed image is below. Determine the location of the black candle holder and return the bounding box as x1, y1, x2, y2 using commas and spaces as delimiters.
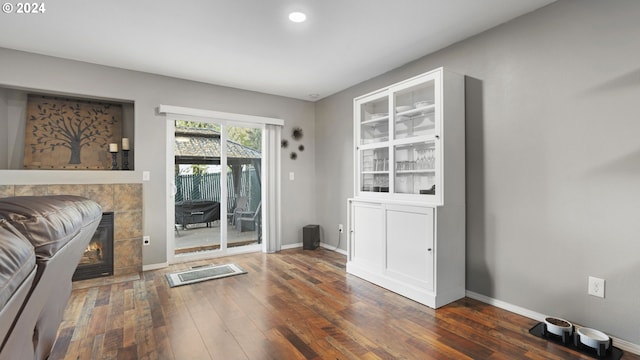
111, 152, 118, 170
122, 150, 129, 170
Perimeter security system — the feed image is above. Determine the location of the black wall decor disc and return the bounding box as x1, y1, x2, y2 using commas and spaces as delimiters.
292, 127, 303, 140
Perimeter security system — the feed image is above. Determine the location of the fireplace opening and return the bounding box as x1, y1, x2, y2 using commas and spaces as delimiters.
72, 212, 114, 281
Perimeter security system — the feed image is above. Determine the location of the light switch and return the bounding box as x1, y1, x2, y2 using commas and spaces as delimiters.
143, 171, 150, 181
289, 172, 295, 181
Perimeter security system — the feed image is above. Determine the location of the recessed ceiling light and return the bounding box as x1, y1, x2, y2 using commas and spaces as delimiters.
289, 11, 306, 23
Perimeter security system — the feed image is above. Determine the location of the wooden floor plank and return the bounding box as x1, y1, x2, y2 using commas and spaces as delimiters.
53, 248, 640, 360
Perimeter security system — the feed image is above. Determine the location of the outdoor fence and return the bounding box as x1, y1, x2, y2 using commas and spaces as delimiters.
175, 170, 260, 212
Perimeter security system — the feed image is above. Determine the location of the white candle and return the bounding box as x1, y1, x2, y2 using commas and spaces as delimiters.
109, 143, 118, 153
122, 138, 130, 150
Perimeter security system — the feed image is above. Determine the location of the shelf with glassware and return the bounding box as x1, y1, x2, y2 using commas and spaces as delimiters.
360, 147, 389, 193
394, 138, 437, 195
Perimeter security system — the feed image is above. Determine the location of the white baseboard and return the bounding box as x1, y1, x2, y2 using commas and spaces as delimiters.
465, 290, 547, 322
280, 241, 347, 255
320, 242, 347, 255
281, 242, 302, 250
142, 262, 168, 271
466, 290, 640, 355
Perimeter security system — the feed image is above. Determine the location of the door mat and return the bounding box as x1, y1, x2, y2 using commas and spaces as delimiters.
166, 263, 247, 287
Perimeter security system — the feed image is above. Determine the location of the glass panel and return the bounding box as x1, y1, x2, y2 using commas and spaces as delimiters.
227, 125, 262, 248
174, 120, 223, 254
360, 147, 389, 193
394, 141, 436, 195
360, 98, 389, 145
394, 80, 435, 140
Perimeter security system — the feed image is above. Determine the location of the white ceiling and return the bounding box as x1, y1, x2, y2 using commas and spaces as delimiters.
0, 0, 556, 101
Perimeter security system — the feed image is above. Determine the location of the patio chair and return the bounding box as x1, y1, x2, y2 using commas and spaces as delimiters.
236, 201, 261, 232
231, 196, 249, 225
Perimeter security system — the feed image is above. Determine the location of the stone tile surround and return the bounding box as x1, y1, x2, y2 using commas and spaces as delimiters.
0, 183, 142, 276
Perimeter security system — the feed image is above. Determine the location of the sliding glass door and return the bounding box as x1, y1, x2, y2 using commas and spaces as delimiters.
226, 124, 262, 249
173, 121, 223, 254
170, 119, 262, 260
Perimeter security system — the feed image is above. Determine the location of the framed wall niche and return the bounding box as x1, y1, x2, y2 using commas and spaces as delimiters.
0, 86, 135, 171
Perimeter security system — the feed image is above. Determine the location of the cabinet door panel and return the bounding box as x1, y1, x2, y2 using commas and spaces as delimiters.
360, 147, 389, 193
385, 206, 433, 291
393, 140, 436, 196
351, 203, 383, 270
358, 94, 389, 146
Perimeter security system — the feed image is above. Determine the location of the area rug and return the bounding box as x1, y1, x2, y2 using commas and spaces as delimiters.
165, 263, 247, 287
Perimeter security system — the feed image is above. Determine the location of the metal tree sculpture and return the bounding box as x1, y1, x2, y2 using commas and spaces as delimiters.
29, 100, 117, 164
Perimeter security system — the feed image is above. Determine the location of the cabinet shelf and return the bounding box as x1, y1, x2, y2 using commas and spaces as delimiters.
362, 170, 389, 175
361, 116, 389, 126
395, 105, 435, 117
396, 115, 434, 123
361, 138, 389, 145
395, 169, 435, 174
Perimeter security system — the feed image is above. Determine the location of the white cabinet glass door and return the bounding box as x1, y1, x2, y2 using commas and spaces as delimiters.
355, 69, 442, 202
391, 75, 440, 201
393, 140, 436, 196
359, 95, 389, 145
393, 79, 436, 140
360, 147, 389, 193
357, 92, 390, 195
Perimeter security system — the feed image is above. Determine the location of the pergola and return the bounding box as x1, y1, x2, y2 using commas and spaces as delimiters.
174, 127, 261, 196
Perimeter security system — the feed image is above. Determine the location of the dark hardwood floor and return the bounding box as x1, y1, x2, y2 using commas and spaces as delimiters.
52, 248, 639, 359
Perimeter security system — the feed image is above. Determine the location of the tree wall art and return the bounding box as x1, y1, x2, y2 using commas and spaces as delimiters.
23, 95, 122, 169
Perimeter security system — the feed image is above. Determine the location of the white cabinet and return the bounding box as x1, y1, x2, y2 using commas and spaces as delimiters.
347, 68, 465, 309
349, 201, 384, 271
385, 204, 434, 293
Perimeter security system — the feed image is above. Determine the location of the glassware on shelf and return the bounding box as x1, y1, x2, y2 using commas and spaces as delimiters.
427, 149, 435, 169
379, 158, 388, 171
416, 149, 425, 170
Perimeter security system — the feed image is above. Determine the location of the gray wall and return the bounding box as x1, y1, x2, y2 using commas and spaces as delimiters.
0, 48, 316, 266
315, 0, 640, 344
0, 88, 6, 168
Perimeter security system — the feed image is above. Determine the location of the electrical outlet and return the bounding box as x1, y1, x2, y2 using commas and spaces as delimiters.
588, 276, 605, 298
338, 224, 344, 233
143, 236, 150, 246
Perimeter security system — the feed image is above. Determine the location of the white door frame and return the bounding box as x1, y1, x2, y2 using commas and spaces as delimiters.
160, 105, 283, 264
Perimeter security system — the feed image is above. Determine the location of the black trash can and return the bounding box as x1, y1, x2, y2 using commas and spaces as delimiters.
303, 225, 320, 250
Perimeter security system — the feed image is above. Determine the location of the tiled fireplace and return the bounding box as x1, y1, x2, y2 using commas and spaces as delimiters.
73, 212, 114, 281
0, 183, 143, 277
